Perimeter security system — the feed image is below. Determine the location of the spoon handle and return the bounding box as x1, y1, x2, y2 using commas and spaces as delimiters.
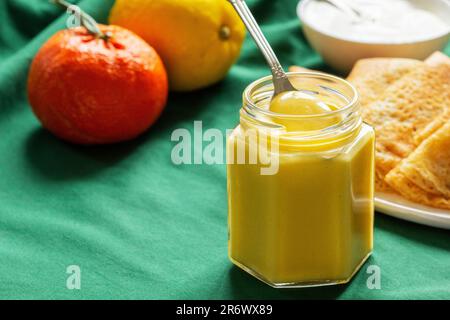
322, 0, 362, 21
228, 0, 295, 94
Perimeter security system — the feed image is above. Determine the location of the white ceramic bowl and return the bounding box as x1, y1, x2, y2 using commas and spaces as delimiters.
297, 0, 450, 73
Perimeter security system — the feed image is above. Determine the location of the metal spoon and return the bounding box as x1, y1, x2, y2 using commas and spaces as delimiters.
228, 0, 296, 99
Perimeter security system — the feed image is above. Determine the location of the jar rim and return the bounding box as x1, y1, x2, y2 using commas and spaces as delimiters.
242, 71, 359, 119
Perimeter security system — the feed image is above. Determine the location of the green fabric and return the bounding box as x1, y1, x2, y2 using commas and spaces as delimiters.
0, 0, 449, 300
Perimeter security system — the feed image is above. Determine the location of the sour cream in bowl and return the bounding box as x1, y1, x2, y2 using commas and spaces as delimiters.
297, 0, 450, 73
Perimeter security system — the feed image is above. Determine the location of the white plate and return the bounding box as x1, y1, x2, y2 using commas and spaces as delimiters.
375, 192, 450, 229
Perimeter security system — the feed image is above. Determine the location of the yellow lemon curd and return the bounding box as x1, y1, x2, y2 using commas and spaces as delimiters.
227, 73, 375, 287
269, 91, 340, 131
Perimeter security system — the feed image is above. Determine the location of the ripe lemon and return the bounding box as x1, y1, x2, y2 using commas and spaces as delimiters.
109, 0, 246, 92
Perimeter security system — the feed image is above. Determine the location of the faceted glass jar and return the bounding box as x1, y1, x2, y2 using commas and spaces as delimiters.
227, 72, 375, 288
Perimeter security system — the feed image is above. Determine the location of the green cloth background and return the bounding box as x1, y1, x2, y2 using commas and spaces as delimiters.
0, 0, 449, 300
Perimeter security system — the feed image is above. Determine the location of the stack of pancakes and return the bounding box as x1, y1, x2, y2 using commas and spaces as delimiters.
291, 52, 450, 210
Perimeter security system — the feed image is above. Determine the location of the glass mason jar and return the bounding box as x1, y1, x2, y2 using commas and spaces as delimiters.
227, 72, 375, 288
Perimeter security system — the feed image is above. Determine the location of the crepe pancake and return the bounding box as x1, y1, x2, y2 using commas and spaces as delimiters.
385, 120, 450, 210
414, 109, 450, 145
415, 52, 450, 144
345, 58, 422, 191
346, 58, 423, 108
363, 63, 450, 189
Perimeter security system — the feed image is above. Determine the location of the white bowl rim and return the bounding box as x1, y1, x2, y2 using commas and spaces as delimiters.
297, 0, 450, 45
